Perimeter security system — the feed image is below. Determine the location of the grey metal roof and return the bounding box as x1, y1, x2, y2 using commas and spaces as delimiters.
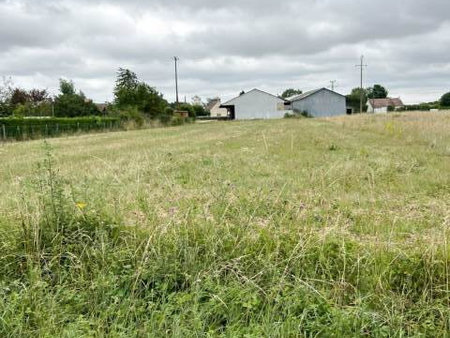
286, 88, 346, 102
222, 88, 285, 106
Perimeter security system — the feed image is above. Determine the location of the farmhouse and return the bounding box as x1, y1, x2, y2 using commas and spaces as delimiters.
206, 98, 228, 118
285, 88, 346, 117
220, 89, 288, 120
367, 98, 404, 113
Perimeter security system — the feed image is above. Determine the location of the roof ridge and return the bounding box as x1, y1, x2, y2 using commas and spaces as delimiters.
221, 88, 285, 105
287, 87, 345, 102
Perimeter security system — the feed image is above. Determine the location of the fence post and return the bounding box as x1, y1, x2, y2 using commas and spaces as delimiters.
1, 124, 5, 141
45, 124, 48, 137
56, 123, 59, 134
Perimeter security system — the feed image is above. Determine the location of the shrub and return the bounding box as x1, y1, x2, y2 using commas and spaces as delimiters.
158, 114, 172, 125
171, 116, 187, 126
118, 107, 144, 127
12, 104, 28, 118
164, 107, 174, 116
284, 110, 312, 118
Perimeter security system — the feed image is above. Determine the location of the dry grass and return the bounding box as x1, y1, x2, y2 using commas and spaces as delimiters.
0, 111, 449, 336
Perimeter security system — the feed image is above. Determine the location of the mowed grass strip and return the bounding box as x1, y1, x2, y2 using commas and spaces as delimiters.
0, 111, 449, 336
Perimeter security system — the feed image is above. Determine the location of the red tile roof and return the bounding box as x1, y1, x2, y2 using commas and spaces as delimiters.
369, 98, 404, 108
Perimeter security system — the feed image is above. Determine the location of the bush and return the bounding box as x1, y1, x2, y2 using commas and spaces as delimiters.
171, 116, 188, 126
13, 104, 28, 118
117, 107, 144, 127
158, 114, 172, 125
178, 103, 196, 118
192, 104, 208, 117
284, 110, 311, 118
164, 107, 174, 116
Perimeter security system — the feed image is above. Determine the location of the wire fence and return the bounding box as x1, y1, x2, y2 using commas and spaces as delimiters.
1, 120, 122, 142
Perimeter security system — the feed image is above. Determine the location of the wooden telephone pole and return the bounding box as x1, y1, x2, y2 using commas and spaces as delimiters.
355, 55, 367, 113
330, 80, 337, 91
174, 56, 179, 108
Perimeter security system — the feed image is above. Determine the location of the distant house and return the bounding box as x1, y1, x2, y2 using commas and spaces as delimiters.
95, 103, 108, 114
285, 88, 346, 117
220, 89, 288, 120
367, 98, 404, 113
206, 98, 228, 118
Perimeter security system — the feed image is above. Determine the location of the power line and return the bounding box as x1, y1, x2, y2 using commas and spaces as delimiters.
355, 55, 368, 113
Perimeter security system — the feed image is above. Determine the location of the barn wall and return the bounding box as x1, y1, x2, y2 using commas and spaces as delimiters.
291, 90, 345, 117
374, 107, 388, 113
232, 90, 286, 120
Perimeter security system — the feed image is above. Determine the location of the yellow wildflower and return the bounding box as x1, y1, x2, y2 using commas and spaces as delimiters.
76, 202, 87, 210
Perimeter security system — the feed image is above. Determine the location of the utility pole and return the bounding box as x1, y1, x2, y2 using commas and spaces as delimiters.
355, 55, 367, 113
330, 80, 337, 91
174, 56, 179, 109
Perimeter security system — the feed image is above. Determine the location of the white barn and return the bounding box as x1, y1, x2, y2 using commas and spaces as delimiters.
286, 88, 346, 117
221, 89, 288, 120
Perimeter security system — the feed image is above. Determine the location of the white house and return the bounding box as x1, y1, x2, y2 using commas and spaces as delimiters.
367, 98, 404, 113
206, 98, 228, 118
285, 88, 346, 117
220, 89, 288, 120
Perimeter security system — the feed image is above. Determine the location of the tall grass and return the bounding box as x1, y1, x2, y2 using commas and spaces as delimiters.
0, 112, 449, 336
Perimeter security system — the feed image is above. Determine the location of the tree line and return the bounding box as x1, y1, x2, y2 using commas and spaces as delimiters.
0, 69, 208, 122
1, 72, 449, 119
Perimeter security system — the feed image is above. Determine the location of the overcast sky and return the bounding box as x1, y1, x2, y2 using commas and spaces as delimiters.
1, 0, 449, 104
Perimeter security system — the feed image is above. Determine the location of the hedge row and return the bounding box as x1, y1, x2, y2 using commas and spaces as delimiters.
0, 116, 121, 141
0, 116, 119, 127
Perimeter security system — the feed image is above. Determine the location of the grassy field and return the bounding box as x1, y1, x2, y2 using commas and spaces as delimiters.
0, 111, 449, 337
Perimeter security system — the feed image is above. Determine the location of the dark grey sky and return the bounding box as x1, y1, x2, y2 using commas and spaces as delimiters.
1, 0, 449, 104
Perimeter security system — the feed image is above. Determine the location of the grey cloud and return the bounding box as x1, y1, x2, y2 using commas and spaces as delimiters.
0, 0, 449, 103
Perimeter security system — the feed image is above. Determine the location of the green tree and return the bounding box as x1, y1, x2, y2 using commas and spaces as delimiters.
0, 76, 14, 116
281, 88, 302, 99
367, 84, 388, 99
54, 79, 99, 117
8, 87, 51, 116
114, 68, 167, 118
178, 103, 196, 118
29, 89, 49, 104
10, 88, 30, 105
60, 79, 76, 95
114, 68, 139, 107
135, 83, 167, 118
346, 88, 368, 113
192, 104, 207, 116
440, 92, 450, 107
